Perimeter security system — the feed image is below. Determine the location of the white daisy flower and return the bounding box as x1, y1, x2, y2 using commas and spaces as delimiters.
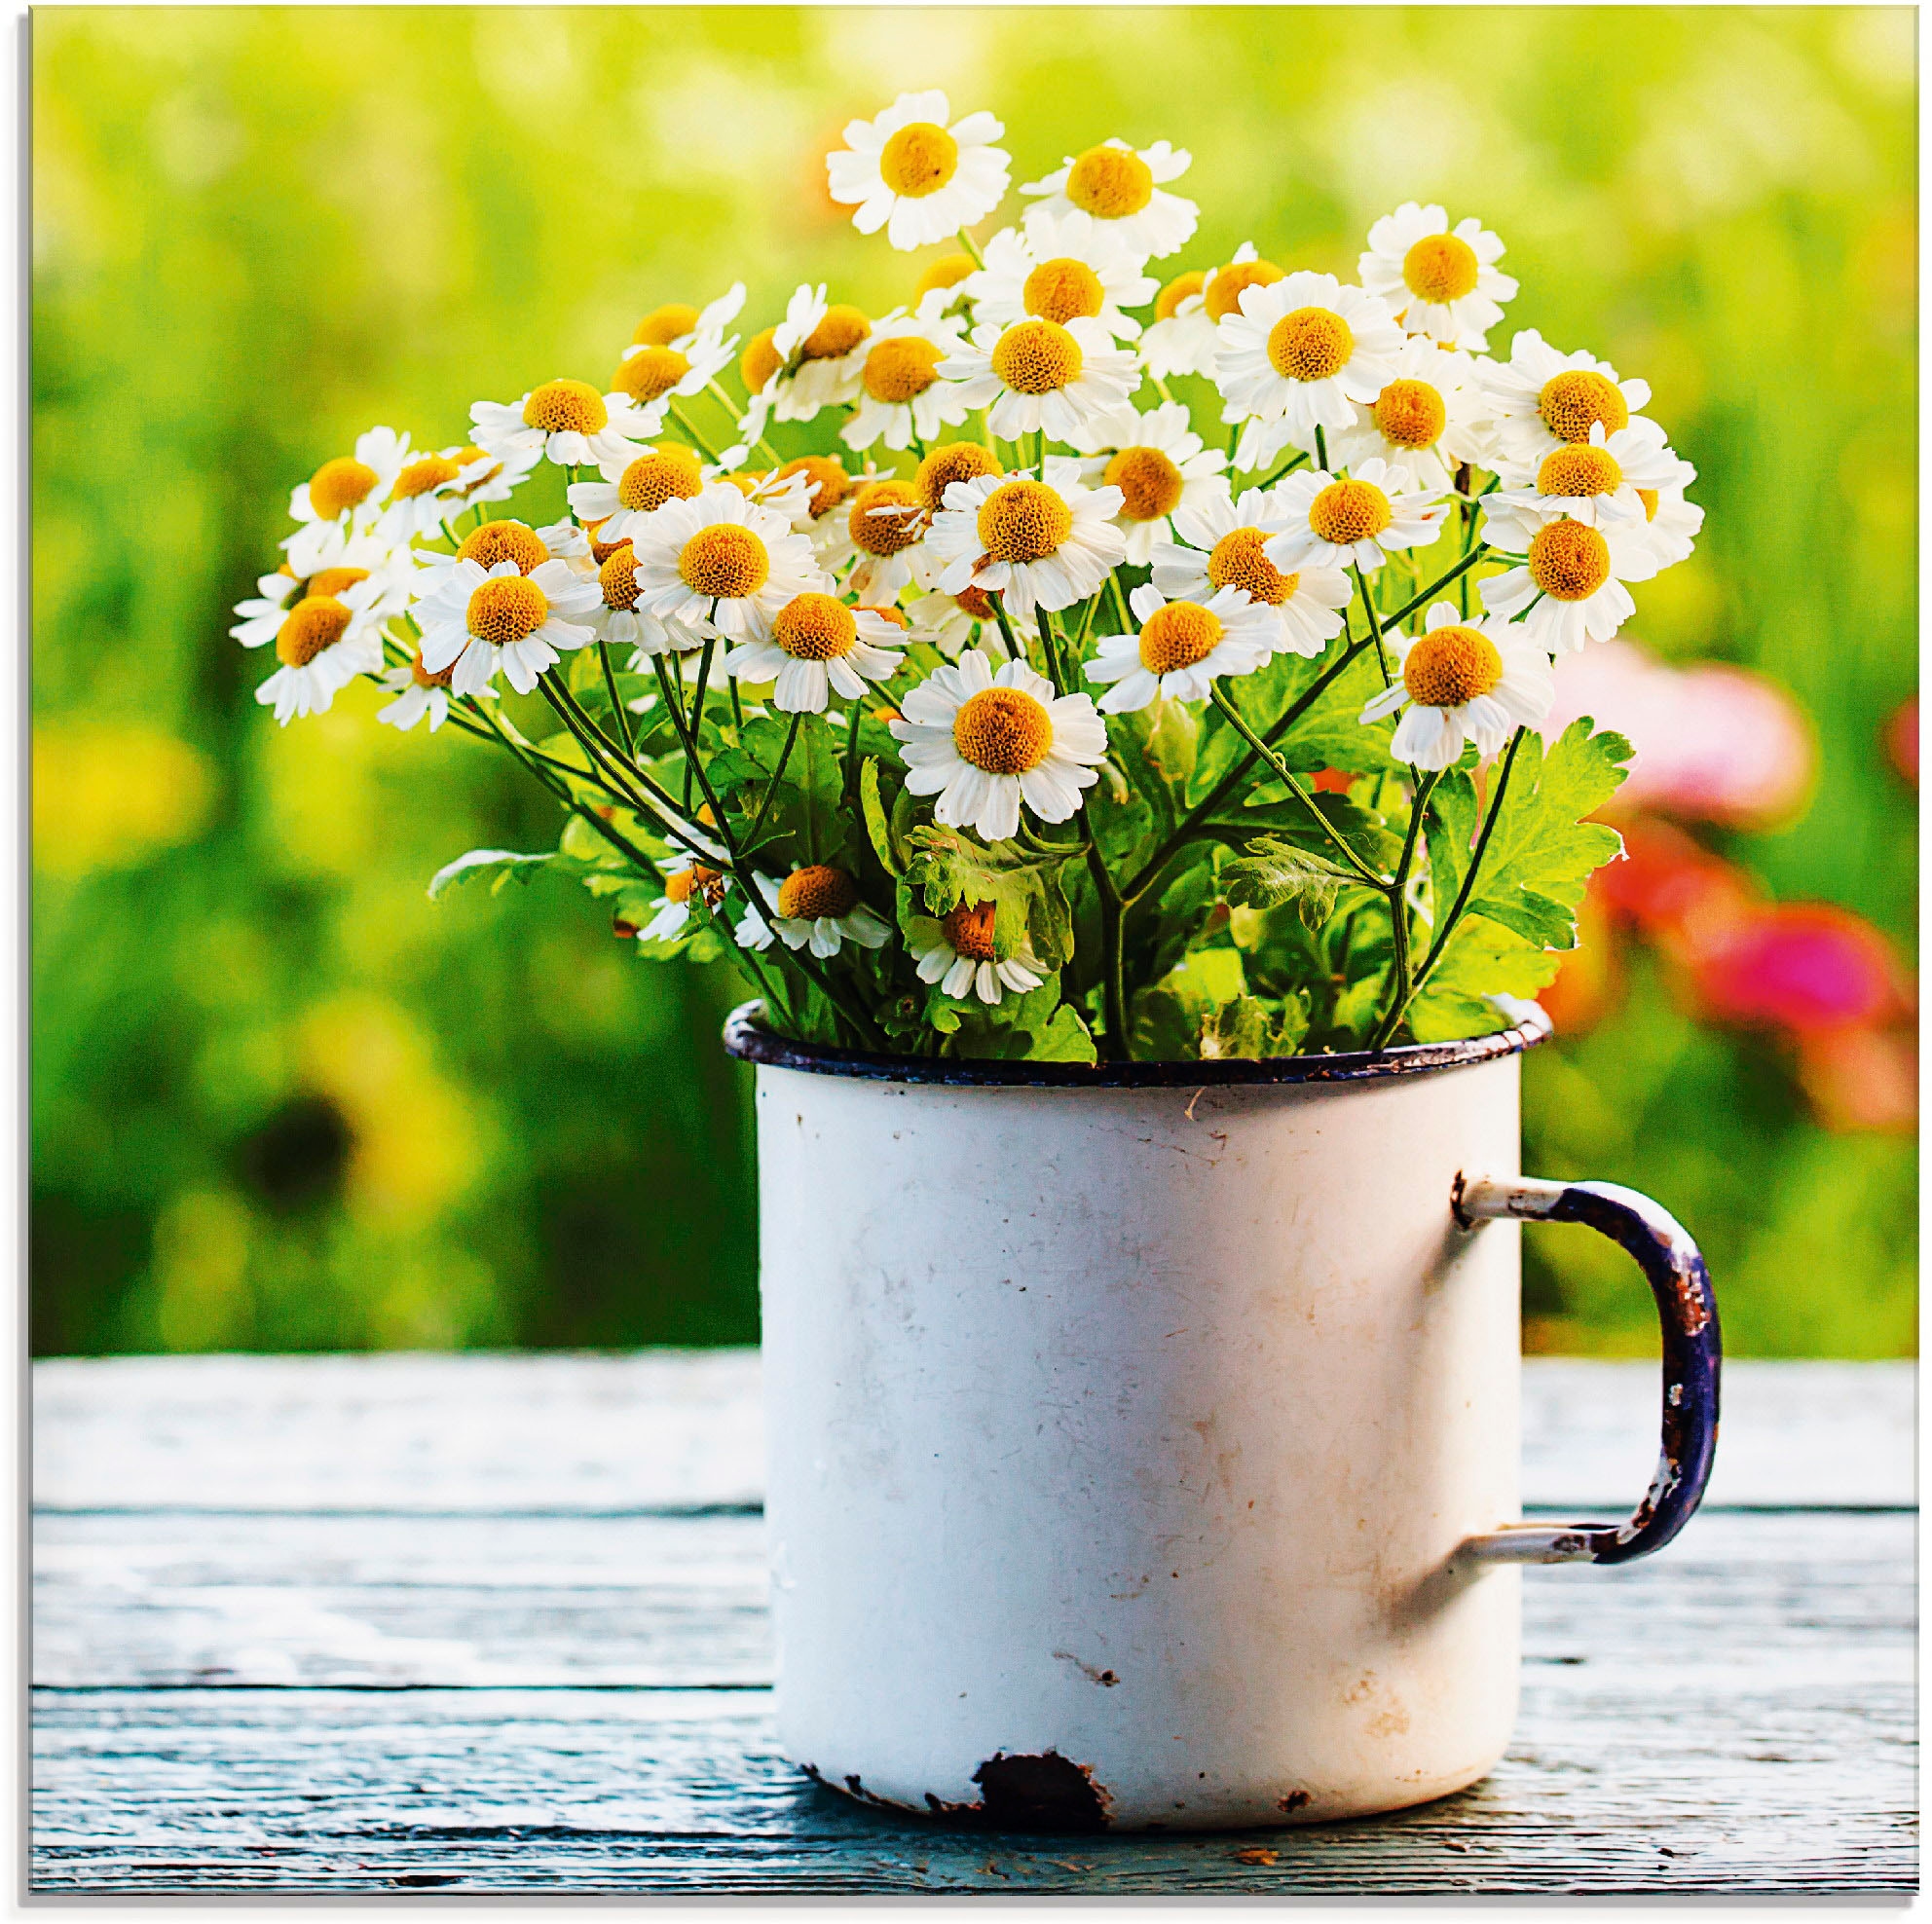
909, 900, 1045, 1005
1264, 460, 1450, 575
449, 439, 539, 510
637, 855, 727, 945
625, 483, 831, 648
753, 456, 865, 545
826, 92, 1011, 251
1315, 336, 1494, 496
611, 291, 743, 433
230, 531, 410, 650
1212, 272, 1404, 453
415, 555, 603, 698
924, 459, 1127, 619
742, 287, 878, 436
1482, 418, 1698, 549
1478, 329, 1653, 467
583, 541, 687, 663
251, 573, 390, 724
1479, 513, 1659, 654
1069, 400, 1229, 566
1633, 483, 1705, 572
965, 210, 1158, 342
735, 867, 892, 958
723, 591, 906, 715
1137, 266, 1212, 380
1357, 204, 1518, 351
841, 311, 972, 452
468, 379, 652, 473
1021, 137, 1198, 260
832, 478, 931, 606
1085, 581, 1278, 713
939, 314, 1139, 443
1359, 605, 1554, 770
406, 516, 558, 603
566, 443, 708, 548
376, 649, 458, 733
281, 426, 410, 576
377, 446, 501, 542
890, 648, 1108, 842
1151, 487, 1354, 660
907, 584, 1037, 660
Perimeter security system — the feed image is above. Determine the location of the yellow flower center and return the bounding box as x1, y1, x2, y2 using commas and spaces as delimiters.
776, 455, 853, 519
664, 863, 723, 906
1637, 488, 1660, 521
1402, 233, 1480, 305
952, 685, 1054, 775
392, 455, 462, 500
1537, 443, 1623, 499
1528, 519, 1612, 601
1023, 257, 1106, 325
916, 252, 978, 299
458, 521, 550, 574
849, 479, 924, 557
308, 457, 378, 521
777, 864, 861, 920
305, 566, 368, 599
953, 585, 999, 620
801, 306, 871, 361
1267, 307, 1354, 382
613, 348, 690, 405
741, 327, 783, 393
1371, 379, 1447, 450
466, 574, 549, 647
916, 441, 1002, 512
1065, 144, 1154, 219
1138, 600, 1224, 675
1538, 369, 1628, 444
1402, 624, 1504, 708
410, 649, 456, 689
679, 523, 770, 600
1104, 445, 1185, 522
598, 547, 642, 610
1207, 528, 1296, 607
1155, 269, 1207, 322
942, 900, 999, 961
274, 595, 353, 668
618, 445, 705, 513
989, 318, 1083, 395
977, 479, 1073, 563
862, 335, 944, 403
522, 379, 609, 436
773, 592, 858, 660
634, 302, 700, 348
588, 524, 631, 565
1205, 258, 1284, 323
1307, 479, 1393, 547
878, 121, 959, 199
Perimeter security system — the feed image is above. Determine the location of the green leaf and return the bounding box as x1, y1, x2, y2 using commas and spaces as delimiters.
1406, 921, 1554, 1044
1221, 836, 1363, 931
426, 848, 552, 900
858, 757, 905, 877
904, 824, 1078, 970
947, 980, 1096, 1063
1422, 767, 1479, 916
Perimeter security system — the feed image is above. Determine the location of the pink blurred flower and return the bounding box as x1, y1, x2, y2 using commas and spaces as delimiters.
1796, 1025, 1917, 1132
1689, 904, 1905, 1037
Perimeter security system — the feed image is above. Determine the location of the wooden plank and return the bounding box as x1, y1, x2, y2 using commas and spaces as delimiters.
32, 1355, 1914, 1514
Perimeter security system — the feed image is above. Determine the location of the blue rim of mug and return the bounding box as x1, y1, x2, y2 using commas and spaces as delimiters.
723, 998, 1553, 1091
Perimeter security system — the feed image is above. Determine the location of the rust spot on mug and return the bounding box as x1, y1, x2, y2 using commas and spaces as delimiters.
1053, 1649, 1120, 1686
1278, 1788, 1312, 1813
972, 1751, 1112, 1832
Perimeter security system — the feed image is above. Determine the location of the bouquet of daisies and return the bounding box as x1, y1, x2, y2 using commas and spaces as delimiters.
237, 93, 1701, 1065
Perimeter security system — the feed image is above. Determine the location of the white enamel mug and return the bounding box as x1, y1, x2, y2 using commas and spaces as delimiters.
726, 1004, 1720, 1833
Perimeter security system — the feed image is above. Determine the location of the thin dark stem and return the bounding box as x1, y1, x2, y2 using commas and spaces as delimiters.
748, 708, 802, 849
598, 642, 636, 758
842, 693, 864, 803
1354, 563, 1392, 688
1368, 767, 1440, 1052
685, 637, 718, 811
1085, 840, 1129, 1063
1382, 546, 1485, 636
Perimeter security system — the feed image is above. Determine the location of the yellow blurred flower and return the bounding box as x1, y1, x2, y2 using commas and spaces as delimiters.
32, 721, 214, 879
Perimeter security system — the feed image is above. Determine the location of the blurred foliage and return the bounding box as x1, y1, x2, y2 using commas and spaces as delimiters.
32, 7, 1914, 1355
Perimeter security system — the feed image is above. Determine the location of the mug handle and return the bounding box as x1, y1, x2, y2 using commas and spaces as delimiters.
1452, 1174, 1722, 1567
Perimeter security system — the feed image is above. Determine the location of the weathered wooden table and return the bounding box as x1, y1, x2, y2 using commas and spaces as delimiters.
32, 1353, 1915, 1894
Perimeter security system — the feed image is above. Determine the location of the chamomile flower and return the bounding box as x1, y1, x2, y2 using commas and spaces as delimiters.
1151, 487, 1354, 659
566, 443, 708, 548
924, 459, 1127, 618
379, 446, 499, 542
252, 573, 390, 724
939, 314, 1139, 442
723, 591, 907, 714
449, 440, 539, 510
909, 901, 1045, 1005
965, 210, 1158, 341
1212, 273, 1404, 451
624, 282, 745, 358
376, 649, 457, 733
584, 542, 686, 662
841, 312, 972, 452
907, 583, 1037, 660
743, 286, 877, 435
1633, 483, 1705, 571
1357, 204, 1517, 351
625, 483, 831, 648
1478, 330, 1653, 467
415, 555, 604, 698
1359, 606, 1554, 770
736, 868, 892, 958
1138, 267, 1211, 380
834, 478, 930, 605
1085, 582, 1278, 712
1069, 400, 1228, 565
639, 855, 727, 945
890, 648, 1108, 842
758, 455, 864, 546
230, 533, 410, 651
408, 516, 556, 602
1479, 514, 1659, 653
469, 380, 652, 473
611, 291, 742, 431
1481, 419, 1697, 548
1319, 336, 1493, 495
282, 426, 410, 575
1021, 137, 1198, 260
826, 92, 1011, 251
1264, 460, 1450, 575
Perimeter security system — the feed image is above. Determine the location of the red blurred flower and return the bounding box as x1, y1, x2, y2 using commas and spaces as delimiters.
1312, 767, 1356, 794
1884, 694, 1917, 789
1689, 903, 1905, 1037
1593, 818, 1758, 961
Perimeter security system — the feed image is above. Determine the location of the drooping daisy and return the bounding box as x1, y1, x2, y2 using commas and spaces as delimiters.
1479, 513, 1659, 653
638, 855, 727, 945
1633, 483, 1705, 571
1021, 138, 1198, 260
415, 554, 604, 698
1359, 605, 1554, 770
376, 649, 457, 733
252, 574, 390, 724
1478, 330, 1653, 468
965, 210, 1158, 341
826, 92, 1011, 251
1213, 273, 1404, 453
1137, 242, 1284, 382
913, 251, 980, 315
566, 443, 707, 548
924, 460, 1127, 618
723, 591, 906, 714
1085, 582, 1278, 713
939, 314, 1139, 443
742, 286, 877, 435
736, 867, 892, 957
282, 426, 410, 575
1318, 336, 1494, 496
1069, 400, 1228, 565
1481, 418, 1697, 549
1357, 204, 1518, 351
1151, 487, 1354, 659
609, 334, 738, 436
230, 533, 411, 651
841, 312, 972, 452
759, 455, 863, 546
449, 439, 540, 510
1264, 460, 1450, 574
908, 900, 1045, 1005
469, 380, 652, 473
890, 648, 1108, 841
625, 483, 831, 648
378, 446, 499, 542
625, 282, 744, 358
907, 582, 1036, 659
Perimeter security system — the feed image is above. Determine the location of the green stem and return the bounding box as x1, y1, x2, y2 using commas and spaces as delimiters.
1382, 546, 1486, 635
955, 227, 985, 268
1085, 840, 1129, 1063
843, 690, 865, 802
1354, 563, 1392, 688
748, 709, 802, 848
669, 399, 724, 463
1104, 568, 1133, 638
1315, 425, 1328, 471
598, 641, 636, 758
1368, 767, 1440, 1051
685, 636, 718, 812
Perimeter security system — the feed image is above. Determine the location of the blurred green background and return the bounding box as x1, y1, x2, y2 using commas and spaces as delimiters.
32, 7, 1915, 1357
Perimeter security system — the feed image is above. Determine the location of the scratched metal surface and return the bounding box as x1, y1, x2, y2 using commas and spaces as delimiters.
31, 1356, 1917, 1894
